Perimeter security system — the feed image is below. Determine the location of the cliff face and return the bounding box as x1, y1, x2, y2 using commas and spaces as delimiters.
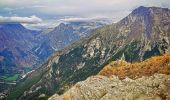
7, 6, 170, 99
49, 52, 170, 100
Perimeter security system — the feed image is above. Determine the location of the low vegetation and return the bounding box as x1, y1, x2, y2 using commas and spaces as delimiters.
99, 52, 170, 79
0, 74, 19, 81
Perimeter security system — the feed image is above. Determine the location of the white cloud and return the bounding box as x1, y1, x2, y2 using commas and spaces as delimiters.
0, 15, 42, 24
0, 0, 169, 22
59, 16, 106, 22
0, 0, 168, 30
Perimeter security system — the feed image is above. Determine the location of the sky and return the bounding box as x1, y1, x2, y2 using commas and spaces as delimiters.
0, 0, 169, 29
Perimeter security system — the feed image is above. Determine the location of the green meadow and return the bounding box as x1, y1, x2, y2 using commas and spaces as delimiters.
0, 74, 19, 81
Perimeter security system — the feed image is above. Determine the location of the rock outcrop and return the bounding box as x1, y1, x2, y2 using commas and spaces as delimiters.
49, 74, 170, 100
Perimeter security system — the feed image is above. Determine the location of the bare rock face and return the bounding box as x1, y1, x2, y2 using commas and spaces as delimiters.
49, 74, 170, 100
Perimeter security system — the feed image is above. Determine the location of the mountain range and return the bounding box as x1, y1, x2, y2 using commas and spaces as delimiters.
0, 20, 106, 74
47, 20, 108, 51
6, 6, 170, 100
0, 19, 108, 98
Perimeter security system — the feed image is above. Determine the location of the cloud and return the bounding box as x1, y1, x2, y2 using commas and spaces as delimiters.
0, 0, 169, 22
0, 15, 42, 24
0, 0, 168, 30
59, 16, 106, 22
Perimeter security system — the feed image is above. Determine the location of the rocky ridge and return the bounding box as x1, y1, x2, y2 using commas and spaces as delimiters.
49, 74, 170, 100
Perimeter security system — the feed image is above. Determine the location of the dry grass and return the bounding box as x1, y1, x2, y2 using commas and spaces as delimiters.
99, 52, 170, 79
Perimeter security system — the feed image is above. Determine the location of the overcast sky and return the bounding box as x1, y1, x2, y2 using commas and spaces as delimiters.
0, 0, 169, 28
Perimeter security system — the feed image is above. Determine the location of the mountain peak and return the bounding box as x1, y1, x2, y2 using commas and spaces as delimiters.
131, 6, 150, 16
54, 23, 71, 30
58, 23, 66, 27
132, 6, 169, 16
0, 23, 25, 29
136, 6, 147, 10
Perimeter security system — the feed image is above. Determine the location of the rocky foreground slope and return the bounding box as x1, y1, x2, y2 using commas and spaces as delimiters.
49, 74, 170, 100
49, 53, 170, 100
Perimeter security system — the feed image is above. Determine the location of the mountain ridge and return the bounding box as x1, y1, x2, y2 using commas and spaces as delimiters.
6, 6, 170, 100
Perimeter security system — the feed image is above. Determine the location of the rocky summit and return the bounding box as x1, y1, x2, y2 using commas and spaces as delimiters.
6, 6, 170, 100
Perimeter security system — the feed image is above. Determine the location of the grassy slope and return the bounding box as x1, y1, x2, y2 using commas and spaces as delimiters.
99, 52, 170, 79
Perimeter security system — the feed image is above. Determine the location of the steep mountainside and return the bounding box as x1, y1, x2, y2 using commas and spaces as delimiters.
49, 52, 170, 100
0, 23, 56, 73
0, 23, 55, 97
7, 6, 170, 100
0, 23, 41, 74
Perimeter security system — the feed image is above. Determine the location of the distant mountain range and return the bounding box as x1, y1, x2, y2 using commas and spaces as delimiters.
6, 6, 170, 100
0, 20, 106, 74
0, 19, 108, 97
47, 20, 109, 51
